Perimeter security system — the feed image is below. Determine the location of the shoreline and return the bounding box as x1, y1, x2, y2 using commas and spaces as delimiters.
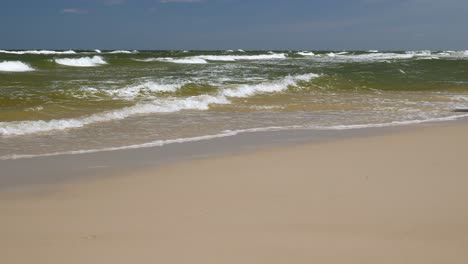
2, 119, 468, 263
0, 118, 451, 190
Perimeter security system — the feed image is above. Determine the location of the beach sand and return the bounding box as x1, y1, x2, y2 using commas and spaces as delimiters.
1, 123, 468, 263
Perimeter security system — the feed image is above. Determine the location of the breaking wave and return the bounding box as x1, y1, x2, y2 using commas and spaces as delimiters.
0, 61, 35, 72
0, 95, 229, 136
81, 80, 185, 99
55, 56, 108, 67
298, 51, 315, 56
4, 112, 468, 160
305, 50, 468, 61
0, 50, 76, 55
222, 73, 319, 98
136, 53, 286, 64
145, 57, 209, 64
195, 53, 287, 61
0, 73, 318, 135
108, 50, 137, 54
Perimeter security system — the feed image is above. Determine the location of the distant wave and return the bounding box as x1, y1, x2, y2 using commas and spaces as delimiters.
197, 53, 287, 61
297, 51, 315, 56
55, 56, 107, 67
146, 57, 209, 64
0, 50, 76, 55
136, 53, 287, 64
0, 61, 35, 72
222, 73, 319, 98
301, 50, 468, 61
108, 50, 137, 54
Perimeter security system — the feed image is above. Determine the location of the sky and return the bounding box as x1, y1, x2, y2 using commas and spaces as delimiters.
1, 0, 467, 50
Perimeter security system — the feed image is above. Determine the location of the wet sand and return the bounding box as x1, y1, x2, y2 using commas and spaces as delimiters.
1, 123, 468, 263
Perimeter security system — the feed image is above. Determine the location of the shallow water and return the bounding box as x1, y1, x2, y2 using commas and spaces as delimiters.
1, 49, 468, 159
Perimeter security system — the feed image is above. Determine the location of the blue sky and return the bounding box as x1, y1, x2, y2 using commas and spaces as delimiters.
1, 0, 467, 50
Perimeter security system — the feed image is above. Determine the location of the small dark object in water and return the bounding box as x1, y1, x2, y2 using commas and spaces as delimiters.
453, 109, 468, 113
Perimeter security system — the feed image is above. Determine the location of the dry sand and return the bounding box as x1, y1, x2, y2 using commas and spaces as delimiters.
1, 123, 468, 263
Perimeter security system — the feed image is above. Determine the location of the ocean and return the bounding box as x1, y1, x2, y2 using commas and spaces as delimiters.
1, 49, 468, 159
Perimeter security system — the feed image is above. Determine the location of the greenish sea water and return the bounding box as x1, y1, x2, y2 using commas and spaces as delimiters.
1, 49, 468, 159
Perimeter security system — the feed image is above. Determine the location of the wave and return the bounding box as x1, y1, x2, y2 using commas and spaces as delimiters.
298, 51, 315, 56
149, 57, 209, 64
222, 73, 319, 98
0, 95, 229, 136
0, 73, 319, 135
0, 50, 76, 55
81, 80, 185, 99
3, 112, 468, 160
55, 56, 108, 67
108, 50, 137, 54
95, 49, 102, 53
0, 61, 35, 72
135, 53, 286, 64
314, 50, 468, 61
196, 53, 286, 61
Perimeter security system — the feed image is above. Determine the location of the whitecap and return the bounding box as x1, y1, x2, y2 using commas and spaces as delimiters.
0, 95, 229, 136
0, 61, 35, 72
195, 53, 286, 61
298, 51, 315, 56
0, 50, 76, 55
222, 73, 319, 98
55, 56, 107, 67
137, 57, 209, 64
81, 80, 186, 99
108, 50, 136, 54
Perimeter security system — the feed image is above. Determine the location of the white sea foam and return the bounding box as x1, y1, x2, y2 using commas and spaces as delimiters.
195, 53, 287, 61
298, 51, 315, 56
222, 73, 319, 98
95, 49, 102, 53
327, 52, 415, 61
55, 56, 108, 67
137, 53, 287, 64
154, 57, 209, 64
3, 112, 468, 160
0, 61, 35, 72
318, 113, 468, 130
82, 81, 186, 99
108, 50, 135, 54
0, 95, 229, 136
314, 50, 468, 61
0, 50, 76, 55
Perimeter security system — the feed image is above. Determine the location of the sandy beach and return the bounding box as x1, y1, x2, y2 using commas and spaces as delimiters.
2, 123, 468, 263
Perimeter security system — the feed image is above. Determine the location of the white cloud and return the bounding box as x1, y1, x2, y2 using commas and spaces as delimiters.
61, 8, 88, 14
